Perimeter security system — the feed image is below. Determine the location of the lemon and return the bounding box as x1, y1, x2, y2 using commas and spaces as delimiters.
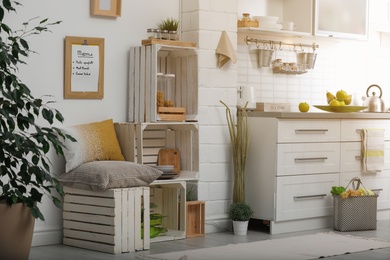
336, 90, 348, 101
329, 99, 341, 106
298, 102, 310, 112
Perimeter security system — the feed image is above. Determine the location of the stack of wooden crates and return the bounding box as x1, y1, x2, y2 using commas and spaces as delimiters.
121, 42, 202, 242
62, 43, 200, 254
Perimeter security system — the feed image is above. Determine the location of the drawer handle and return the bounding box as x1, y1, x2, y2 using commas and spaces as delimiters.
294, 194, 327, 200
294, 157, 327, 162
295, 129, 329, 134
371, 188, 383, 193
355, 156, 361, 160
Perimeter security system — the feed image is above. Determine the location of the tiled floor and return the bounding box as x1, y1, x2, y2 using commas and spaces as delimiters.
29, 220, 390, 260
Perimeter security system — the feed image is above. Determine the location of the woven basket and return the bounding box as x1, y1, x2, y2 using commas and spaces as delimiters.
333, 177, 378, 232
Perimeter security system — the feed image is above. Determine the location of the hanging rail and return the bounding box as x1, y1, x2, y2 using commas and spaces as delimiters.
245, 36, 319, 52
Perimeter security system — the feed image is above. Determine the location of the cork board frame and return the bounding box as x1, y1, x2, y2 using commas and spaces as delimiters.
90, 0, 122, 17
64, 36, 104, 99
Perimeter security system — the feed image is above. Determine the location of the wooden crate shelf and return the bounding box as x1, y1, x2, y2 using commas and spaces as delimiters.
141, 39, 196, 48
115, 122, 199, 172
149, 181, 187, 242
63, 187, 150, 254
186, 201, 205, 238
128, 44, 198, 122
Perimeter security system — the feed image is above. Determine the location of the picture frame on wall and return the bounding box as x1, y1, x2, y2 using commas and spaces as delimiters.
314, 0, 368, 40
64, 36, 105, 99
90, 0, 122, 18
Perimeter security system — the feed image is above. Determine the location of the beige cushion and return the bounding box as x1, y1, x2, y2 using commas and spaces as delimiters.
59, 161, 162, 191
62, 119, 125, 172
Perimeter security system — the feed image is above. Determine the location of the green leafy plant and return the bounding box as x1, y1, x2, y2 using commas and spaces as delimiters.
0, 1, 75, 220
220, 101, 249, 203
157, 17, 179, 31
228, 202, 253, 221
186, 185, 197, 201
330, 186, 346, 196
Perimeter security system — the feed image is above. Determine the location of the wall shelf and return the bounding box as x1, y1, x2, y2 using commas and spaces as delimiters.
238, 27, 312, 38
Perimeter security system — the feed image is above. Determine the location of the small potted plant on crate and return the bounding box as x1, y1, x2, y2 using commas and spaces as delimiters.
157, 17, 179, 40
229, 202, 253, 235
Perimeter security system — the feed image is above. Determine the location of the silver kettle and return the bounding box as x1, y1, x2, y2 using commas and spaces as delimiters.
362, 84, 386, 112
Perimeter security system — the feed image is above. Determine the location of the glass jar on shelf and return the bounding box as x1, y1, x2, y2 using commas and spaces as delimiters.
169, 31, 179, 41
161, 30, 169, 40
157, 73, 164, 107
147, 28, 155, 39
154, 29, 161, 39
164, 74, 175, 107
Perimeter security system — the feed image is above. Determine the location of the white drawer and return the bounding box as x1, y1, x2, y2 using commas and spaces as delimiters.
341, 119, 390, 141
275, 173, 338, 221
340, 142, 390, 172
277, 119, 340, 143
277, 143, 340, 176
340, 171, 390, 210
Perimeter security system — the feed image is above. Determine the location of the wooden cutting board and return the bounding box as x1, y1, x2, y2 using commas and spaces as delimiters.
157, 148, 180, 173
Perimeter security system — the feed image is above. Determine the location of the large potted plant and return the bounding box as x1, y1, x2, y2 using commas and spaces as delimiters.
228, 202, 253, 235
0, 2, 74, 259
220, 101, 249, 203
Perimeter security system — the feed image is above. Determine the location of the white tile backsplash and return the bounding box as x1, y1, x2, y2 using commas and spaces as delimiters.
237, 35, 390, 112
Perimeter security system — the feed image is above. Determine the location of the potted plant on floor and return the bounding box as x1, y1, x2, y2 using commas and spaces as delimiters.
0, 2, 74, 259
229, 202, 253, 235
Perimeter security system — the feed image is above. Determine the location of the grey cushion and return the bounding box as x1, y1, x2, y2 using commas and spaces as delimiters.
59, 161, 162, 191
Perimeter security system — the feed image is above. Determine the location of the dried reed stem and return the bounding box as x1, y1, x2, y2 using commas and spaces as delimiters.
220, 100, 249, 203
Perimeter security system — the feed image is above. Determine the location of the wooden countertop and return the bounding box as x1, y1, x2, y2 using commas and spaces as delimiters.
246, 111, 390, 119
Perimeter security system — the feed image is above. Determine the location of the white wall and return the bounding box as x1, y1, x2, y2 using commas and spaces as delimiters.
4, 0, 180, 246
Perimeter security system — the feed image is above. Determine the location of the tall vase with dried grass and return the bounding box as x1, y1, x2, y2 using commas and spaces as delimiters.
220, 101, 249, 203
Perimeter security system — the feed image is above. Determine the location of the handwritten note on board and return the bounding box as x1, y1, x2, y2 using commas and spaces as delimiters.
70, 45, 99, 92
99, 0, 111, 11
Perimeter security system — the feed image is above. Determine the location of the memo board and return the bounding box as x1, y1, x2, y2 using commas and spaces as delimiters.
64, 36, 104, 99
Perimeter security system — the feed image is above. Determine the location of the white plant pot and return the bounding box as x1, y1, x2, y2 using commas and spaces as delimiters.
232, 220, 249, 235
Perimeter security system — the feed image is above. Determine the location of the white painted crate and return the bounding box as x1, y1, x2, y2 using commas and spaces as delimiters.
63, 186, 150, 254
128, 44, 198, 122
115, 122, 199, 173
149, 181, 187, 242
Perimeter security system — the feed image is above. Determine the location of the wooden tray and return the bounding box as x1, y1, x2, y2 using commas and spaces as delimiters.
142, 39, 196, 48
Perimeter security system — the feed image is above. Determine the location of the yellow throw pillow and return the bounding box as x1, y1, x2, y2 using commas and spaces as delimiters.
62, 119, 125, 172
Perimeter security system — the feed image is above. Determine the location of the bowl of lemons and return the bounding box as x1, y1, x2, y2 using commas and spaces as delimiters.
314, 90, 367, 113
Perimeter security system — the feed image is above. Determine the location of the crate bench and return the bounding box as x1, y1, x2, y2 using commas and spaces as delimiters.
63, 186, 150, 254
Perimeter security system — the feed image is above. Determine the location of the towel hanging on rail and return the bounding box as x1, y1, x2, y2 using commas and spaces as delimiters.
216, 31, 237, 68
360, 129, 385, 172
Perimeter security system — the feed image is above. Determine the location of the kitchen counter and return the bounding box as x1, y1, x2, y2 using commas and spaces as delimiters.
247, 111, 390, 119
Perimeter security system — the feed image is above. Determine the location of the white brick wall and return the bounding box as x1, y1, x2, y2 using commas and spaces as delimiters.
181, 0, 239, 233
237, 34, 390, 111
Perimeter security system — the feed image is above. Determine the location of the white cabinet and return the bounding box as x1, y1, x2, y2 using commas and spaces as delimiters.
246, 115, 390, 234
370, 0, 390, 33
314, 0, 369, 40
237, 0, 313, 37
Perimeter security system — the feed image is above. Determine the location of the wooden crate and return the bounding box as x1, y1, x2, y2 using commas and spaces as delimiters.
128, 44, 198, 122
186, 201, 205, 238
141, 39, 196, 48
157, 107, 186, 122
149, 181, 187, 242
114, 122, 199, 173
63, 186, 150, 254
